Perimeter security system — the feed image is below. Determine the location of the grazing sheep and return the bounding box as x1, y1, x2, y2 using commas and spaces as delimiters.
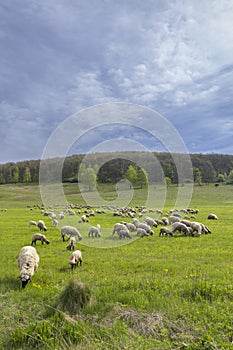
144, 216, 158, 228
172, 222, 193, 236
161, 217, 169, 226
136, 228, 149, 237
31, 233, 50, 245
37, 220, 47, 232
112, 223, 128, 235
88, 224, 101, 238
137, 222, 154, 235
169, 216, 181, 224
159, 227, 173, 236
79, 214, 89, 223
124, 222, 137, 232
118, 229, 132, 239
69, 250, 82, 270
61, 225, 82, 241
190, 222, 211, 236
66, 236, 76, 251
18, 246, 39, 288
28, 220, 37, 227
208, 213, 218, 220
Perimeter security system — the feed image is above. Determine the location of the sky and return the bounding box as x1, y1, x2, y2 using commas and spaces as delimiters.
0, 0, 233, 163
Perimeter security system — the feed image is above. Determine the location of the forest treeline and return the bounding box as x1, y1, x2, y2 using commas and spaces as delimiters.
1, 152, 233, 185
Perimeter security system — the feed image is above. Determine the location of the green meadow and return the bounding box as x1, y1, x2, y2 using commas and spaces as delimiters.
0, 183, 233, 349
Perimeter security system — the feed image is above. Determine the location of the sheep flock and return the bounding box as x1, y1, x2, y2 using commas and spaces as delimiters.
15, 203, 218, 288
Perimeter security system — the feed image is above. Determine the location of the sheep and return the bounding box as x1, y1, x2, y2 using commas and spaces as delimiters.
66, 236, 76, 251
144, 216, 158, 228
136, 228, 149, 237
18, 246, 39, 288
169, 216, 181, 224
172, 222, 193, 236
60, 225, 82, 241
190, 222, 211, 236
31, 233, 50, 245
88, 224, 101, 238
52, 218, 59, 227
137, 222, 154, 235
37, 220, 47, 232
58, 212, 65, 220
159, 227, 173, 236
118, 229, 132, 239
161, 217, 169, 226
28, 220, 37, 227
124, 222, 137, 232
112, 223, 128, 235
208, 213, 218, 220
79, 214, 89, 223
69, 250, 82, 270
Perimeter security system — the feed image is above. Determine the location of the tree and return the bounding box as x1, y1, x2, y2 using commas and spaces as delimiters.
78, 164, 97, 191
8, 165, 19, 183
125, 165, 137, 188
216, 173, 225, 183
136, 168, 148, 189
193, 167, 202, 186
23, 167, 31, 184
227, 169, 233, 184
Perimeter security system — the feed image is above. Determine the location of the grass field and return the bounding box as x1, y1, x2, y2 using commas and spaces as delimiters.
0, 182, 233, 349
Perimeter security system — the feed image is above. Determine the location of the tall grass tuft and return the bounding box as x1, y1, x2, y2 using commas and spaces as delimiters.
57, 279, 91, 314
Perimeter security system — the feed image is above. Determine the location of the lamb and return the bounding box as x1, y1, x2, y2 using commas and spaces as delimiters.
159, 227, 173, 236
18, 246, 39, 288
118, 229, 132, 239
37, 220, 47, 231
60, 225, 82, 241
172, 222, 193, 236
69, 250, 82, 270
88, 224, 101, 238
66, 236, 76, 251
208, 213, 218, 220
31, 233, 50, 245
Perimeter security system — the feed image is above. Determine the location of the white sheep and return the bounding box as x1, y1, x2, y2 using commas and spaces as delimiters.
208, 213, 218, 220
66, 236, 76, 251
52, 218, 59, 227
190, 222, 211, 236
18, 246, 39, 288
144, 216, 158, 228
79, 214, 89, 223
124, 222, 137, 232
118, 229, 132, 239
88, 224, 101, 238
169, 216, 181, 224
37, 220, 47, 232
136, 228, 149, 237
60, 225, 82, 241
31, 233, 50, 245
159, 227, 173, 236
112, 223, 128, 235
172, 222, 193, 236
69, 250, 82, 270
161, 217, 169, 226
137, 222, 154, 235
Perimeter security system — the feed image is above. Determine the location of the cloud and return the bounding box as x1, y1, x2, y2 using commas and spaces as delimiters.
0, 0, 233, 162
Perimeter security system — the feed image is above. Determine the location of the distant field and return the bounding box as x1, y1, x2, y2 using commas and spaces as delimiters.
0, 183, 233, 349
